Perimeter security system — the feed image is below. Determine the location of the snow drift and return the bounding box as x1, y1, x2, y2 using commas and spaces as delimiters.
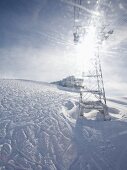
0, 79, 127, 170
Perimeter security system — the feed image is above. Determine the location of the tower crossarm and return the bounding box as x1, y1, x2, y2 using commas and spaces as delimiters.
82, 75, 101, 78
81, 90, 102, 95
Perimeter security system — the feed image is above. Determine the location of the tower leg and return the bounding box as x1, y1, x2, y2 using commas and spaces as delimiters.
100, 105, 111, 121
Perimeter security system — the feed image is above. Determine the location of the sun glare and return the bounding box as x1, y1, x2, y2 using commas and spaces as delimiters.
75, 25, 98, 74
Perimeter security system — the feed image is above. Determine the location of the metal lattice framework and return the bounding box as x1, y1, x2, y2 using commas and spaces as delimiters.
73, 0, 85, 43
79, 46, 108, 119
73, 0, 113, 120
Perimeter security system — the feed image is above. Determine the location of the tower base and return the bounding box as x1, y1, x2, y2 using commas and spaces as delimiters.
79, 101, 111, 121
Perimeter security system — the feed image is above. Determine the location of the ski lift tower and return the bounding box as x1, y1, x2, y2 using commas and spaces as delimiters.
73, 0, 113, 120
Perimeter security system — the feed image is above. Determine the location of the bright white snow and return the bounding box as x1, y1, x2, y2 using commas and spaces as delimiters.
0, 79, 127, 170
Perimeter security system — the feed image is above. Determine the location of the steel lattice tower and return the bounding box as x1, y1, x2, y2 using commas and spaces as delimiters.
73, 0, 113, 120
79, 46, 109, 120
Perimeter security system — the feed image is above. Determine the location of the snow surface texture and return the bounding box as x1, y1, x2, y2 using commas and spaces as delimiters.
0, 79, 127, 170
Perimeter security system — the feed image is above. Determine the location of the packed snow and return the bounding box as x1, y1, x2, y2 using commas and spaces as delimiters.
0, 79, 127, 170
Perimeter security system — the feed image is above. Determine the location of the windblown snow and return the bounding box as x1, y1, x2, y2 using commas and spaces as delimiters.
0, 79, 127, 170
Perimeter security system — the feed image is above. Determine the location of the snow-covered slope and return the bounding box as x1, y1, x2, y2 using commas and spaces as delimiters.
0, 79, 127, 170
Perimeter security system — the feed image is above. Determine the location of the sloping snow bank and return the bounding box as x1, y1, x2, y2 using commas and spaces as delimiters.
0, 79, 127, 170
0, 79, 77, 170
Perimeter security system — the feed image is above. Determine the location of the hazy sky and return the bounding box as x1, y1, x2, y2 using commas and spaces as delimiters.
0, 0, 127, 96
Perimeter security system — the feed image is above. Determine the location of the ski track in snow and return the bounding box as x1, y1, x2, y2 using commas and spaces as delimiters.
0, 79, 127, 170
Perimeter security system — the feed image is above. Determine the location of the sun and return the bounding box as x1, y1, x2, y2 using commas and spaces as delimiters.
75, 25, 98, 74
